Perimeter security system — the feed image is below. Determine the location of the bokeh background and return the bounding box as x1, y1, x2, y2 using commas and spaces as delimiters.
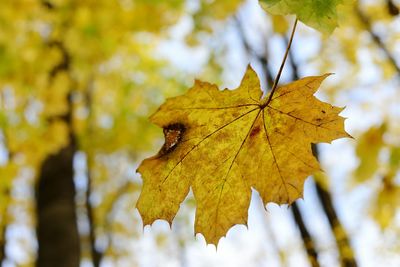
0, 0, 400, 266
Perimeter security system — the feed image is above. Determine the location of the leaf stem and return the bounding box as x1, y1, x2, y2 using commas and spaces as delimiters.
263, 19, 298, 106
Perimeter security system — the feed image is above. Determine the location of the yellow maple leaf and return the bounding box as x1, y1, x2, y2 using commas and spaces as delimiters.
136, 66, 350, 245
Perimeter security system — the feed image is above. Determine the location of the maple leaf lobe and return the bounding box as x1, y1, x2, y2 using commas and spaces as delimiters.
136, 66, 350, 246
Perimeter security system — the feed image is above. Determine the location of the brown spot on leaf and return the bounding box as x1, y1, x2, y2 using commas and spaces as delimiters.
250, 126, 261, 137
159, 123, 186, 156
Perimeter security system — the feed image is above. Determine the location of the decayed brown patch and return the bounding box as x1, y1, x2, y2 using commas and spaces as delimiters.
159, 123, 186, 156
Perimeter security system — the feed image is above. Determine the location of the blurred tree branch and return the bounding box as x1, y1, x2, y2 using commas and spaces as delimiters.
286, 34, 358, 266
83, 82, 103, 267
234, 17, 274, 88
386, 0, 399, 16
291, 203, 320, 267
314, 179, 357, 267
310, 143, 357, 267
235, 16, 321, 267
356, 5, 400, 75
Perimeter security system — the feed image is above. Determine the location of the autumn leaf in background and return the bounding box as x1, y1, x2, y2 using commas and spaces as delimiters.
136, 66, 351, 245
354, 124, 386, 182
259, 0, 346, 34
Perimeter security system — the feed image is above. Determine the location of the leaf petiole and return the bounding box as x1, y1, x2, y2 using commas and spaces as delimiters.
261, 19, 298, 107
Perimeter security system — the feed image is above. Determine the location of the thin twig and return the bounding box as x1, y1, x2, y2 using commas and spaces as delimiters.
263, 19, 298, 106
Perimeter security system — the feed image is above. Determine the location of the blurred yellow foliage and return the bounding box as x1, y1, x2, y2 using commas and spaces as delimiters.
0, 0, 243, 264
354, 124, 386, 183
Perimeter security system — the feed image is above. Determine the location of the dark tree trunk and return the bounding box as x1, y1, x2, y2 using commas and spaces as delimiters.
35, 133, 80, 267
35, 37, 80, 267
